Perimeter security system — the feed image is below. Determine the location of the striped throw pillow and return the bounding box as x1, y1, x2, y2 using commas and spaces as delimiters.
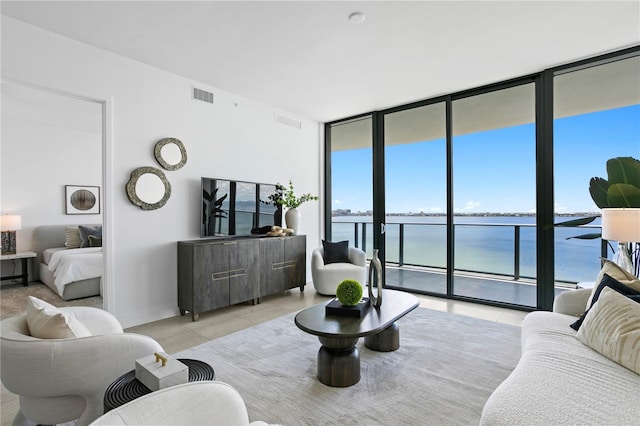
576, 287, 640, 374
64, 226, 82, 248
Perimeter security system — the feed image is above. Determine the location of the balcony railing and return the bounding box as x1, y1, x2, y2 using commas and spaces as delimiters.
333, 220, 607, 285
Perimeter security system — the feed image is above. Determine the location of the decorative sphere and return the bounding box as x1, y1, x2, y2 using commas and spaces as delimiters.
336, 279, 363, 306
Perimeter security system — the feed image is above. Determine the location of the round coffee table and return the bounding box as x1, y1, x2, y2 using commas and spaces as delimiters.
103, 358, 215, 412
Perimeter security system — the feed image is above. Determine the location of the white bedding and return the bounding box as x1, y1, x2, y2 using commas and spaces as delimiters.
42, 247, 66, 264
46, 247, 103, 295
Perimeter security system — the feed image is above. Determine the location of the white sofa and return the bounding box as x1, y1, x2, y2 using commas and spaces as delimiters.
90, 381, 269, 425
480, 288, 640, 425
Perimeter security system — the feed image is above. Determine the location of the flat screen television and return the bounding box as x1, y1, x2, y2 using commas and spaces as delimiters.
201, 177, 282, 237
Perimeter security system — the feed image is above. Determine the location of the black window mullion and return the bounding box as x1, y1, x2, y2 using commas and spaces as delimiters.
323, 122, 332, 240
372, 111, 386, 285
536, 70, 555, 311
445, 96, 454, 296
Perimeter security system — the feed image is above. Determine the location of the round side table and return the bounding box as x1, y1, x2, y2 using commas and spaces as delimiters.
103, 358, 215, 412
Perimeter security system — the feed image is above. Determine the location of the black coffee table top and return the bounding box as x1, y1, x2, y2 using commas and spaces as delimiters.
103, 358, 214, 413
294, 289, 419, 339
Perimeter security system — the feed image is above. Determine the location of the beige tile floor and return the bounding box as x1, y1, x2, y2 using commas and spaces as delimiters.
1, 288, 528, 425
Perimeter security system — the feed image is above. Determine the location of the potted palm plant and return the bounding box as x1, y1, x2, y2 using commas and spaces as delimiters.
589, 157, 640, 275
560, 156, 640, 275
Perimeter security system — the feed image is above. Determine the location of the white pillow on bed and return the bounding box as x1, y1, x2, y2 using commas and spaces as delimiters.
25, 296, 91, 339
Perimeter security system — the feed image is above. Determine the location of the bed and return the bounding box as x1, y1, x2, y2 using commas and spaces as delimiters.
32, 224, 102, 300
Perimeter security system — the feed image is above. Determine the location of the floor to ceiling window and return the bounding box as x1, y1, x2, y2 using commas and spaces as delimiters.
553, 55, 640, 285
383, 103, 447, 295
326, 47, 639, 311
451, 83, 537, 307
327, 115, 374, 256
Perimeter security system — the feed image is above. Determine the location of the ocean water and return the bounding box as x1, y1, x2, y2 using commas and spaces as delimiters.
332, 215, 604, 284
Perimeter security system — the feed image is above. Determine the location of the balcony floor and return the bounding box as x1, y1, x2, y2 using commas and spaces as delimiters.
384, 265, 570, 308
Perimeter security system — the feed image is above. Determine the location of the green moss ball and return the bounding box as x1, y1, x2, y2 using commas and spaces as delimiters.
336, 279, 363, 306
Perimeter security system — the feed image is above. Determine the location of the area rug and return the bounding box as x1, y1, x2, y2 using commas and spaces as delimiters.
176, 307, 521, 425
0, 282, 102, 319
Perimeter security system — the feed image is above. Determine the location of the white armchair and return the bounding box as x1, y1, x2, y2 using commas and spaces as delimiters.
1, 306, 163, 426
311, 246, 367, 295
90, 381, 269, 425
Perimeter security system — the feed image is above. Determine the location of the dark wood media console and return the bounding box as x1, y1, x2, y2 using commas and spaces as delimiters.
177, 235, 306, 321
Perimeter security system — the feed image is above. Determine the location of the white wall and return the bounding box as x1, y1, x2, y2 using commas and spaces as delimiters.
1, 16, 322, 327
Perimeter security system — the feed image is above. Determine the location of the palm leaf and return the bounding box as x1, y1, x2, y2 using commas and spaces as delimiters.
607, 156, 640, 187
607, 183, 640, 208
566, 233, 601, 240
555, 217, 597, 227
588, 177, 609, 208
213, 193, 228, 218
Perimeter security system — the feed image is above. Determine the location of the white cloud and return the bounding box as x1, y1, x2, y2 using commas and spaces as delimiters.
416, 206, 443, 213
334, 199, 342, 204
554, 203, 568, 213
464, 201, 481, 211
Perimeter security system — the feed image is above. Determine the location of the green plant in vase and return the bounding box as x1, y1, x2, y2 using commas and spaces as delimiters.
558, 156, 640, 275
271, 180, 318, 209
270, 180, 318, 234
588, 157, 640, 208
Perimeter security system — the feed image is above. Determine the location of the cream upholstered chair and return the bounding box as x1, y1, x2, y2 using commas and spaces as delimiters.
1, 304, 163, 426
311, 243, 367, 296
90, 381, 269, 425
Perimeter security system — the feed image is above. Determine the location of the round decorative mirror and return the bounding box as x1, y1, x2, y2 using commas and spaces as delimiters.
154, 137, 187, 171
126, 166, 171, 210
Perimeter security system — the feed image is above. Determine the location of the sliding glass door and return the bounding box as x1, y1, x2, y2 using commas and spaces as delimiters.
327, 115, 374, 256
326, 47, 639, 311
553, 55, 640, 285
383, 103, 447, 295
451, 83, 537, 307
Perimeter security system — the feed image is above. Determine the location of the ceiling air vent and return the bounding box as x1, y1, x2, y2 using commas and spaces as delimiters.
275, 113, 301, 130
192, 87, 214, 104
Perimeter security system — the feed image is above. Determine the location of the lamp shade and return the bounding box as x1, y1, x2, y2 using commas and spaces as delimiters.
601, 208, 640, 242
0, 215, 22, 231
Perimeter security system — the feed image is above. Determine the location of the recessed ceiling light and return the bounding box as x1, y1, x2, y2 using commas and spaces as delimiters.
348, 12, 365, 24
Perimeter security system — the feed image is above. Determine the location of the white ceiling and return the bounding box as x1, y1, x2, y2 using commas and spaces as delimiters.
2, 1, 639, 123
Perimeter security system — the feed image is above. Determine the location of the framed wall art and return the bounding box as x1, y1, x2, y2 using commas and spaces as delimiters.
65, 185, 100, 215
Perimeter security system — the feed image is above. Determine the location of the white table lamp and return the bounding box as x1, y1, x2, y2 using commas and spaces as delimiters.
601, 208, 640, 274
1, 215, 22, 255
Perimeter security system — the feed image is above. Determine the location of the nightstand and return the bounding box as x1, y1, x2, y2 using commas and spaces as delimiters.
1, 251, 37, 286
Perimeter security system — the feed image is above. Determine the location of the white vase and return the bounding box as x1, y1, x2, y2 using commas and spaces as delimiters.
285, 208, 301, 234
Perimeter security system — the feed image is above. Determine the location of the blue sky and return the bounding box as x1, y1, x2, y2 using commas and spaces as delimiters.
332, 105, 640, 214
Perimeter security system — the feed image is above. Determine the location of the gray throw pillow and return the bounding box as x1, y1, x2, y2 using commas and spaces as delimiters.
78, 224, 102, 248
88, 234, 102, 248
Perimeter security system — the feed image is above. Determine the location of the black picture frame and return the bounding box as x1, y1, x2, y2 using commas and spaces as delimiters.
65, 185, 100, 215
